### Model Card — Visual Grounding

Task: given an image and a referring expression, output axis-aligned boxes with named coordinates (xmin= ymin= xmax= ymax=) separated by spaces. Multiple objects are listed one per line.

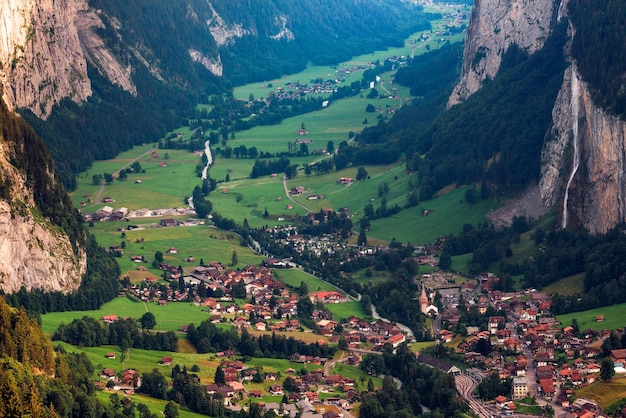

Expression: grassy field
xmin=324 ymin=302 xmax=367 ymax=322
xmin=88 ymin=220 xmax=263 ymax=279
xmin=542 ymin=272 xmax=585 ymax=296
xmin=575 ymin=376 xmax=626 ymax=409
xmin=274 ymin=269 xmax=340 ymax=293
xmin=96 ymin=391 xmax=207 ymax=418
xmin=41 ymin=296 xmax=213 ymax=335
xmin=451 ymin=253 xmax=473 ymax=274
xmin=366 ymin=185 xmax=499 ymax=243
xmin=557 ymin=302 xmax=626 ymax=331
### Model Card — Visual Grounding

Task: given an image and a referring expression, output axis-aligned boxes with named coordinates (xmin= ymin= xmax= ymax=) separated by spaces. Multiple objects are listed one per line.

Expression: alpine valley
xmin=0 ymin=0 xmax=626 ymax=417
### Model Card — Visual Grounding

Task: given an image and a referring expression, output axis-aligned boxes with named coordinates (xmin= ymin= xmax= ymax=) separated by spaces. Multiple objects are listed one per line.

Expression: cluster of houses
xmin=265 ymin=225 xmax=383 ymax=260
xmin=436 ymin=280 xmax=620 ymax=417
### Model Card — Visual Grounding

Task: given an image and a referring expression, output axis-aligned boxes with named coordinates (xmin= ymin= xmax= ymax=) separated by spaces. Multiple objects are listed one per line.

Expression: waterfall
xmin=201 ymin=140 xmax=213 ymax=180
xmin=562 ymin=68 xmax=580 ymax=228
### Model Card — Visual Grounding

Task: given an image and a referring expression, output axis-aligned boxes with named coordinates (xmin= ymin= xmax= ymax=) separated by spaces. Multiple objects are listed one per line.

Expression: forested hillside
xmin=568 ymin=0 xmax=626 ymax=118
xmin=23 ymin=0 xmax=427 ymax=190
xmin=407 ymin=22 xmax=567 ymax=198
xmin=0 ymin=99 xmax=120 ymax=311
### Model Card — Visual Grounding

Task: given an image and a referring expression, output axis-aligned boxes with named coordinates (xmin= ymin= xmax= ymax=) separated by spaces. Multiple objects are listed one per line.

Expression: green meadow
xmin=70 ymin=10 xmax=480 ymax=243
xmin=95 ymin=392 xmax=207 ymax=418
xmin=273 ymin=269 xmax=340 ymax=293
xmin=556 ymin=302 xmax=626 ymax=332
xmin=366 ymin=185 xmax=499 ymax=243
xmin=324 ymin=302 xmax=368 ymax=322
xmin=88 ymin=220 xmax=263 ymax=279
xmin=41 ymin=296 xmax=213 ymax=335
xmin=542 ymin=272 xmax=585 ymax=296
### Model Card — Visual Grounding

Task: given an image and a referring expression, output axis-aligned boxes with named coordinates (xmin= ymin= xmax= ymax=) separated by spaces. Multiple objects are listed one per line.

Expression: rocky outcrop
xmin=448 ymin=0 xmax=560 ymax=107
xmin=0 ymin=140 xmax=86 ymax=294
xmin=540 ymin=64 xmax=626 ymax=234
xmin=0 ymin=0 xmax=135 ymax=118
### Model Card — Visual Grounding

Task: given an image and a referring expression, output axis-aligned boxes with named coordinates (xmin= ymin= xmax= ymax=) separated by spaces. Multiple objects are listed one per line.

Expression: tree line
xmin=186 ymin=320 xmax=336 ymax=359
xmin=53 ymin=315 xmax=179 ymax=352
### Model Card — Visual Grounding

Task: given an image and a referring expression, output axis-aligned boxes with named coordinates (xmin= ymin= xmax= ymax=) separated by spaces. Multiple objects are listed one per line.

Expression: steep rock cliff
xmin=0 ymin=114 xmax=86 ymax=293
xmin=0 ymin=0 xmax=135 ymax=118
xmin=451 ymin=0 xmax=626 ymax=233
xmin=540 ymin=63 xmax=626 ymax=234
xmin=448 ymin=0 xmax=560 ymax=107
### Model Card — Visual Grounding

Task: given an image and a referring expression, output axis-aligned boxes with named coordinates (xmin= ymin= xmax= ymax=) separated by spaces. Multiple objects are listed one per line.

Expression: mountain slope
xmin=0 ymin=98 xmax=86 ymax=294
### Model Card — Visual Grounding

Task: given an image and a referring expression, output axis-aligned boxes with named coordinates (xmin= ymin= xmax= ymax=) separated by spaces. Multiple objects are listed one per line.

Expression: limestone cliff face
xmin=540 ymin=64 xmax=626 ymax=234
xmin=448 ymin=0 xmax=560 ymax=107
xmin=0 ymin=0 xmax=135 ymax=118
xmin=0 ymin=140 xmax=86 ymax=294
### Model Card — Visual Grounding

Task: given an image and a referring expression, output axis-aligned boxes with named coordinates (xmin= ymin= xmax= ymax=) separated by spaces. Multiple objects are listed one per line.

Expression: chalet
xmin=100 ymin=368 xmax=116 ymax=379
xmin=520 ymin=309 xmax=537 ymax=322
xmin=611 ymin=349 xmax=626 ymax=364
xmin=488 ymin=316 xmax=505 ymax=334
xmin=122 ymin=369 xmax=138 ymax=386
xmin=167 ymin=247 xmax=178 ymax=254
xmin=309 ymin=290 xmax=343 ymax=304
xmin=101 ymin=315 xmax=118 ymax=323
xmin=539 ymin=378 xmax=555 ymax=399
xmin=161 ymin=357 xmax=173 ymax=366
xmin=387 ymin=333 xmax=406 ymax=348
xmin=268 ymin=385 xmax=283 ymax=395
xmin=160 ymin=219 xmax=178 ymax=227
xmin=106 ymin=352 xmax=116 ymax=359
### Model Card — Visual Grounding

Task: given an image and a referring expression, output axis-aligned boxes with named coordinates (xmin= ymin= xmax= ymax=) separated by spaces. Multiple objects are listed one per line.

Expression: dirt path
xmin=282 ymin=176 xmax=313 ymax=213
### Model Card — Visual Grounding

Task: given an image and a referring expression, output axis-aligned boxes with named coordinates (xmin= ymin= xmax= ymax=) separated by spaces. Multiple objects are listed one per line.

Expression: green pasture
xmin=287 ymin=163 xmax=408 ymax=213
xmin=409 ymin=341 xmax=437 ymax=353
xmin=557 ymin=302 xmax=626 ymax=332
xmin=88 ymin=221 xmax=263 ymax=277
xmin=542 ymin=272 xmax=585 ymax=296
xmin=206 ymin=175 xmax=307 ymax=228
xmin=72 ymin=146 xmax=202 ymax=210
xmin=41 ymin=296 xmax=215 ymax=335
xmin=366 ymin=186 xmax=500 ymax=244
xmin=575 ymin=377 xmax=626 ymax=409
xmin=324 ymin=302 xmax=367 ymax=322
xmin=450 ymin=253 xmax=473 ymax=275
xmin=229 ymin=91 xmax=400 ymax=157
xmin=96 ymin=391 xmax=207 ymax=418
xmin=55 ymin=341 xmax=223 ymax=386
xmin=273 ymin=269 xmax=339 ymax=293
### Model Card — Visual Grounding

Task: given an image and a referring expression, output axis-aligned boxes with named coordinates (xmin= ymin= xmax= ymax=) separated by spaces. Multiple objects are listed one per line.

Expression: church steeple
xmin=419 ymin=285 xmax=429 ymax=314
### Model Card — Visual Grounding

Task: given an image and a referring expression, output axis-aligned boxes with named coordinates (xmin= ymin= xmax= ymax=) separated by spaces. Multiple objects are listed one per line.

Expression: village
xmin=90 ymin=207 xmax=626 ymax=418
xmin=77 ymin=211 xmax=626 ymax=418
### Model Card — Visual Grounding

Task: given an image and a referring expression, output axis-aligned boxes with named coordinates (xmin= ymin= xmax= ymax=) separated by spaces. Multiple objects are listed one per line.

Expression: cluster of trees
xmin=442 ymin=220 xmax=524 ymax=276
xmin=363 ymin=259 xmax=432 ymax=341
xmin=569 ymin=0 xmax=626 ymax=117
xmin=0 ymin=297 xmax=126 ymax=416
xmin=249 ymin=156 xmax=291 ymax=178
xmin=300 ymin=210 xmax=354 ymax=239
xmin=402 ymin=23 xmax=567 ymax=199
xmin=363 ymin=198 xmax=402 ymax=221
xmin=187 ymin=320 xmax=336 ymax=359
xmin=359 ymin=344 xmax=467 ymax=417
xmin=53 ymin=315 xmax=179 ymax=352
xmin=477 ymin=372 xmax=513 ymax=401
xmin=3 ymin=235 xmax=121 ymax=314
